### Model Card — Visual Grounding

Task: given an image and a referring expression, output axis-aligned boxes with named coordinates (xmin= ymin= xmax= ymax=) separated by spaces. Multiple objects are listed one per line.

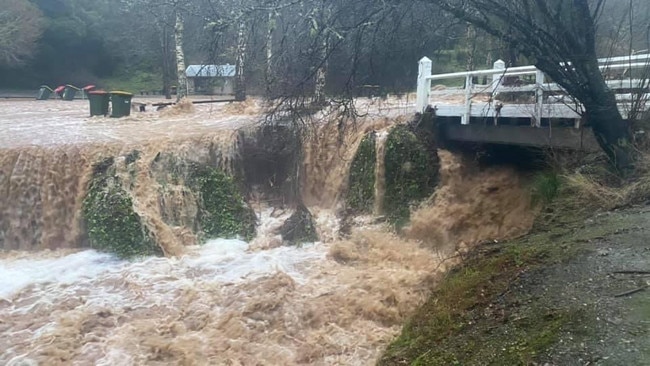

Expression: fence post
xmin=534 ymin=69 xmax=545 ymax=127
xmin=463 ymin=74 xmax=473 ymax=125
xmin=416 ymin=57 xmax=432 ymax=113
xmin=492 ymin=59 xmax=506 ymax=96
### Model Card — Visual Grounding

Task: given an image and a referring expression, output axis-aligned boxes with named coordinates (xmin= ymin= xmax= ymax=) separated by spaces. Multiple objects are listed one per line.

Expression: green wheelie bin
xmin=110 ymin=91 xmax=133 ymax=118
xmin=88 ymin=91 xmax=110 ymax=116
xmin=62 ymin=84 xmax=80 ymax=101
xmin=37 ymin=85 xmax=53 ymax=100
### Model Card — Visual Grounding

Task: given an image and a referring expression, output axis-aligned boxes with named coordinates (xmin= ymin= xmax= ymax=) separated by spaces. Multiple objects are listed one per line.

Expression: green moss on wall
xmin=82 ymin=157 xmax=161 ymax=259
xmin=83 ymin=152 xmax=257 ymax=257
xmin=346 ymin=132 xmax=377 ymax=213
xmin=188 ymin=163 xmax=256 ymax=241
xmin=384 ymin=125 xmax=438 ymax=227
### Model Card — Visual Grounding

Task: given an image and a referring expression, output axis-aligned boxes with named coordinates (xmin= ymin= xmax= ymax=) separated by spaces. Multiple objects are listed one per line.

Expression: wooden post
xmin=463 ymin=74 xmax=473 ymax=125
xmin=492 ymin=59 xmax=505 ymax=96
xmin=534 ymin=69 xmax=545 ymax=127
xmin=416 ymin=57 xmax=432 ymax=113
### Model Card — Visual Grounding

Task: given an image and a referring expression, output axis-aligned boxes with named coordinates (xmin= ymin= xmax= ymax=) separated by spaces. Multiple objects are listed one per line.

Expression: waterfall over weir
xmin=0 ymin=98 xmax=536 ymax=365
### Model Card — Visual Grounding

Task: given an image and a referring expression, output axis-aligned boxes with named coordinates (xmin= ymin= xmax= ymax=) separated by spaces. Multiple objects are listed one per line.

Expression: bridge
xmin=415 ymin=53 xmax=650 ymax=151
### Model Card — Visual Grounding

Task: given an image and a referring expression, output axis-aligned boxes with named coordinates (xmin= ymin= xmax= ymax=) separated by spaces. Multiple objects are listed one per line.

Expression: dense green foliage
xmin=346 ymin=133 xmax=377 ymax=213
xmin=532 ymin=171 xmax=561 ymax=205
xmin=82 ymin=157 xmax=161 ymax=259
xmin=384 ymin=126 xmax=438 ymax=227
xmin=188 ymin=163 xmax=256 ymax=241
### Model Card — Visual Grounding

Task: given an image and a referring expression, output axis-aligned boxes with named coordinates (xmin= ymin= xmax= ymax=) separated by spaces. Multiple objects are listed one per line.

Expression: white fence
xmin=416 ymin=53 xmax=650 ymax=126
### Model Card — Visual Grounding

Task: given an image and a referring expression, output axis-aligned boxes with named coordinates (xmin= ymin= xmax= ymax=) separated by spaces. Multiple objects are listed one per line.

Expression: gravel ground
xmin=518 ymin=207 xmax=650 ymax=365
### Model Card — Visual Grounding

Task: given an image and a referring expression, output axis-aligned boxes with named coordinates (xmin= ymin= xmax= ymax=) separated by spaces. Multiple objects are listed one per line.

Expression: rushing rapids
xmin=0 ymin=98 xmax=536 ymax=365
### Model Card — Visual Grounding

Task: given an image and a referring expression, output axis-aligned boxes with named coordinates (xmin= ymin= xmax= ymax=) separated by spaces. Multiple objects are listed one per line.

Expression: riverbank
xmin=380 ymin=202 xmax=650 ymax=365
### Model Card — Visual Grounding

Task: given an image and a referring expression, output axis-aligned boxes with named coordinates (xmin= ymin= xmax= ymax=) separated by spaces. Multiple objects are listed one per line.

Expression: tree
xmin=311 ymin=0 xmax=331 ymax=105
xmin=120 ymin=0 xmax=177 ymax=98
xmin=234 ymin=18 xmax=248 ymax=101
xmin=0 ymin=0 xmax=44 ymax=68
xmin=432 ymin=0 xmax=636 ymax=172
xmin=174 ymin=8 xmax=188 ymax=100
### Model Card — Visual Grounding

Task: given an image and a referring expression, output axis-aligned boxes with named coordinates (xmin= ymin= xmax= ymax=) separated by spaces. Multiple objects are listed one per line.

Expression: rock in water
xmin=278 ymin=204 xmax=318 ymax=245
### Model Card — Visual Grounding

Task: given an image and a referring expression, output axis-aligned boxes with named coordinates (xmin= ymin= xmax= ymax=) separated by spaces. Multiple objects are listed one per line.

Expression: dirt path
xmin=380 ymin=205 xmax=650 ymax=365
xmin=537 ymin=207 xmax=650 ymax=365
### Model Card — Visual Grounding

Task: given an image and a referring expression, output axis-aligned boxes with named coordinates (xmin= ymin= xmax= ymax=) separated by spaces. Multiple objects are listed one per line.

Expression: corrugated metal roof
xmin=186 ymin=64 xmax=236 ymax=78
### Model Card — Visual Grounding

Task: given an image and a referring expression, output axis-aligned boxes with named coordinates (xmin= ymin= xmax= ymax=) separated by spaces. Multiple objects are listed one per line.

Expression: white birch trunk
xmin=314 ymin=36 xmax=328 ymax=105
xmin=235 ymin=20 xmax=247 ymax=101
xmin=174 ymin=10 xmax=187 ymax=101
xmin=265 ymin=11 xmax=274 ymax=90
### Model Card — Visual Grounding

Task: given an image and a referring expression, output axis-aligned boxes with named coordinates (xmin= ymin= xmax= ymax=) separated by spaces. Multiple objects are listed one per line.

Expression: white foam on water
xmin=0 ymin=238 xmax=323 ymax=304
xmin=0 ymin=250 xmax=120 ymax=300
xmin=0 ymin=237 xmax=334 ymax=364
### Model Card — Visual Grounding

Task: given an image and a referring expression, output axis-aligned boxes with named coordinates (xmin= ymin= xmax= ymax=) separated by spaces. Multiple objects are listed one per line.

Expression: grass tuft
xmin=532 ymin=171 xmax=561 ymax=205
xmin=563 ymin=153 xmax=650 ymax=211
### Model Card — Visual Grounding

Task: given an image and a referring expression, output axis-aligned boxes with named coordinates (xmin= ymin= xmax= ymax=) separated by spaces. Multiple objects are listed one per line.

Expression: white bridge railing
xmin=416 ymin=53 xmax=650 ymax=126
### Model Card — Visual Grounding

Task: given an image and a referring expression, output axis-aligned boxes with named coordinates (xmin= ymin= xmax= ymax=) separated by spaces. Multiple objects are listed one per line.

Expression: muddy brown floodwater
xmin=0 ymin=98 xmax=535 ymax=365
xmin=0 ymin=99 xmax=260 ymax=148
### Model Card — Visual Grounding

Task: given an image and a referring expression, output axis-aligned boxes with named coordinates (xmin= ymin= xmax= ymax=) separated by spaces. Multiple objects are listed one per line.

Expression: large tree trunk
xmin=586 ymin=103 xmax=635 ymax=172
xmin=581 ymin=58 xmax=636 ymax=173
xmin=174 ymin=11 xmax=188 ymax=101
xmin=234 ymin=21 xmax=247 ymax=102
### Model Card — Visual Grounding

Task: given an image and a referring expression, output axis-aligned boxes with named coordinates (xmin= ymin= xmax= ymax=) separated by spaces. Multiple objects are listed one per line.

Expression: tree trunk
xmin=174 ymin=11 xmax=187 ymax=101
xmin=265 ymin=10 xmax=275 ymax=94
xmin=465 ymin=24 xmax=476 ymax=71
xmin=161 ymin=27 xmax=172 ymax=99
xmin=234 ymin=20 xmax=247 ymax=102
xmin=314 ymin=36 xmax=328 ymax=105
xmin=582 ymin=59 xmax=636 ymax=173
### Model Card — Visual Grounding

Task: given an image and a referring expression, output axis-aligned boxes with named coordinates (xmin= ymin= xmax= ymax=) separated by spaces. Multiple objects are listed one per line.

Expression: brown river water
xmin=0 ymin=98 xmax=535 ymax=365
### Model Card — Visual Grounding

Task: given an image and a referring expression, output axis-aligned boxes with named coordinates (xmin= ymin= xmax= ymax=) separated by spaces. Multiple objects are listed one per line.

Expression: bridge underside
xmin=437 ymin=120 xmax=601 ymax=152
